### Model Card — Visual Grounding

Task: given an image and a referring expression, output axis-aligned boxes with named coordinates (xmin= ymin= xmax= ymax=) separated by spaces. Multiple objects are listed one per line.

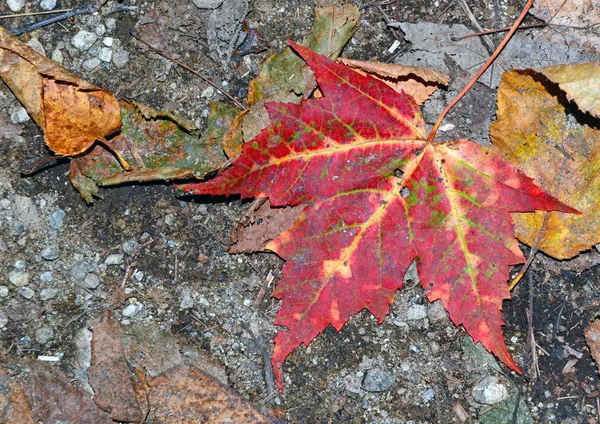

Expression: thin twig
xmin=130 ymin=31 xmax=247 ymax=111
xmin=428 ymin=0 xmax=535 ymax=141
xmin=0 ymin=8 xmax=73 ymax=19
xmin=10 ymin=1 xmax=136 ymax=36
xmin=452 ymin=23 xmax=545 ymax=40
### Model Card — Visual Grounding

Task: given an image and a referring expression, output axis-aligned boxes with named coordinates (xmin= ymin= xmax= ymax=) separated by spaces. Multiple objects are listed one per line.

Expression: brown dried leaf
xmin=338 ymin=57 xmax=449 ymax=104
xmin=147 ymin=364 xmax=276 ymax=423
xmin=0 ymin=26 xmax=122 ymax=157
xmin=14 ymin=360 xmax=112 ymax=423
xmin=230 ymin=198 xmax=305 ymax=254
xmin=585 ymin=319 xmax=600 ymax=375
xmin=0 ymin=364 xmax=35 ymax=424
xmin=88 ymin=310 xmax=145 ymax=422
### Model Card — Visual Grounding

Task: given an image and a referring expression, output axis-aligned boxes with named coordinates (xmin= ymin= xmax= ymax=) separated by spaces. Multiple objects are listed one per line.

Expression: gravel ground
xmin=0 ymin=1 xmax=599 ymax=423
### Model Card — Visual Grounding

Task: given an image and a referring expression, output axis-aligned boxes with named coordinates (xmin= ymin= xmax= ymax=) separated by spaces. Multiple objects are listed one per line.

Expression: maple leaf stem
xmin=129 ymin=31 xmax=247 ymax=112
xmin=426 ymin=0 xmax=535 ymax=142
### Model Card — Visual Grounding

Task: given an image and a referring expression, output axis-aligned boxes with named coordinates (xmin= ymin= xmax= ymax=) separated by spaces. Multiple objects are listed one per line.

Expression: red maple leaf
xmin=181 ymin=42 xmax=578 ymax=390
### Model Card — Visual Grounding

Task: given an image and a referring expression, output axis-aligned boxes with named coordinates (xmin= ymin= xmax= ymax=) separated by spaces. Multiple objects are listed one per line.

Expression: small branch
xmin=427 ymin=0 xmax=535 ymax=141
xmin=130 ymin=31 xmax=247 ymax=111
xmin=0 ymin=8 xmax=73 ymax=19
xmin=451 ymin=23 xmax=545 ymax=41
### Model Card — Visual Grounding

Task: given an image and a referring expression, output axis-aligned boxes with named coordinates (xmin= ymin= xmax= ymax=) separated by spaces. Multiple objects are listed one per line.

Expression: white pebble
xmin=98 ymin=47 xmax=112 ymax=63
xmin=40 ymin=0 xmax=57 ymax=11
xmin=9 ymin=106 xmax=30 ymax=124
xmin=7 ymin=0 xmax=25 ymax=12
xmin=83 ymin=58 xmax=101 ymax=71
xmin=71 ymin=30 xmax=97 ymax=51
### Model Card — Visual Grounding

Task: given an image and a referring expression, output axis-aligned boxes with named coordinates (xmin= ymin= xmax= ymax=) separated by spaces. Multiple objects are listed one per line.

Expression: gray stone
xmin=122 ymin=239 xmax=140 ymax=256
xmin=105 ymin=253 xmax=124 ymax=265
xmin=164 ymin=214 xmax=175 ymax=226
xmin=69 ymin=262 xmax=87 ymax=282
xmin=0 ymin=286 xmax=9 ymax=297
xmin=8 ymin=270 xmax=29 ymax=287
xmin=105 ymin=18 xmax=116 ymax=32
xmin=14 ymin=195 xmax=40 ymax=229
xmin=79 ymin=273 xmax=100 ymax=290
xmin=49 ymin=209 xmax=65 ymax=229
xmin=122 ymin=302 xmax=143 ymax=317
xmin=14 ymin=259 xmax=27 ymax=270
xmin=197 ymin=296 xmax=210 ymax=308
xmin=41 ymin=245 xmax=60 ymax=261
xmin=192 ymin=0 xmax=223 ymax=8
xmin=98 ymin=47 xmax=112 ymax=62
xmin=74 ymin=328 xmax=93 ymax=369
xmin=7 ymin=0 xmax=25 ymax=12
xmin=40 ymin=0 xmax=57 ymax=10
xmin=112 ymin=48 xmax=129 ymax=68
xmin=18 ymin=287 xmax=35 ymax=299
xmin=0 ymin=310 xmax=7 ymax=328
xmin=406 ymin=304 xmax=428 ymax=321
xmin=52 ymin=47 xmax=63 ymax=64
xmin=472 ymin=376 xmax=509 ymax=405
xmin=427 ymin=300 xmax=449 ymax=323
xmin=103 ymin=37 xmax=113 ymax=47
xmin=40 ymin=271 xmax=53 ymax=282
xmin=361 ymin=367 xmax=396 ymax=392
xmin=9 ymin=106 xmax=30 ymax=123
xmin=35 ymin=325 xmax=54 ymax=344
xmin=179 ymin=292 xmax=194 ymax=309
xmin=39 ymin=287 xmax=58 ymax=301
xmin=421 ymin=388 xmax=435 ymax=404
xmin=83 ymin=58 xmax=101 ymax=71
xmin=71 ymin=30 xmax=97 ymax=51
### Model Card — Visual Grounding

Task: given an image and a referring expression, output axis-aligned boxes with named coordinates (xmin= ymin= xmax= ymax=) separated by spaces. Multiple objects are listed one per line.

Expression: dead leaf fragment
xmin=536 ymin=62 xmax=600 ymax=119
xmin=337 ymin=58 xmax=449 ymax=104
xmin=230 ymin=199 xmax=305 ymax=253
xmin=585 ymin=319 xmax=600 ymax=375
xmin=0 ymin=364 xmax=35 ymax=424
xmin=491 ymin=69 xmax=600 ymax=259
xmin=147 ymin=364 xmax=276 ymax=423
xmin=88 ymin=310 xmax=145 ymax=422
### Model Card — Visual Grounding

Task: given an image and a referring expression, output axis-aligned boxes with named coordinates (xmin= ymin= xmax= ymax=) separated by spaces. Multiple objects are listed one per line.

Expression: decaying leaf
xmin=182 ymin=43 xmax=577 ymax=389
xmin=223 ymin=3 xmax=360 ymax=157
xmin=0 ymin=364 xmax=35 ymax=424
xmin=88 ymin=310 xmax=144 ymax=422
xmin=0 ymin=25 xmax=124 ymax=160
xmin=491 ymin=68 xmax=600 ymax=259
xmin=584 ymin=319 xmax=600 ymax=375
xmin=70 ymin=101 xmax=235 ymax=203
xmin=337 ymin=57 xmax=449 ymax=105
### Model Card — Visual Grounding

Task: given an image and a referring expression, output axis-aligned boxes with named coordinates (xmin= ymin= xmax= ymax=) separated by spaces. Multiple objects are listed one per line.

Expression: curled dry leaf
xmin=491 ymin=68 xmax=598 ymax=259
xmin=0 ymin=26 xmax=123 ymax=159
xmin=337 ymin=57 xmax=449 ymax=104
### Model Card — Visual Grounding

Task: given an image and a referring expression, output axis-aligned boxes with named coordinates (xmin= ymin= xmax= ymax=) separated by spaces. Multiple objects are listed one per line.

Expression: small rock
xmin=94 ymin=24 xmax=106 ymax=36
xmin=105 ymin=18 xmax=116 ymax=32
xmin=35 ymin=325 xmax=54 ymax=344
xmin=197 ymin=296 xmax=210 ymax=308
xmin=105 ymin=253 xmax=124 ymax=265
xmin=0 ymin=310 xmax=7 ymax=328
xmin=40 ymin=0 xmax=57 ymax=10
xmin=406 ymin=304 xmax=428 ymax=321
xmin=8 ymin=270 xmax=29 ymax=287
xmin=69 ymin=262 xmax=87 ymax=282
xmin=112 ymin=48 xmax=129 ymax=68
xmin=427 ymin=300 xmax=448 ymax=323
xmin=71 ymin=30 xmax=97 ymax=50
xmin=40 ymin=271 xmax=53 ymax=282
xmin=49 ymin=209 xmax=65 ymax=229
xmin=421 ymin=388 xmax=435 ymax=404
xmin=6 ymin=0 xmax=25 ymax=12
xmin=74 ymin=328 xmax=93 ymax=369
xmin=26 ymin=38 xmax=45 ymax=56
xmin=83 ymin=57 xmax=101 ymax=71
xmin=122 ymin=302 xmax=143 ymax=317
xmin=14 ymin=260 xmax=27 ymax=270
xmin=164 ymin=214 xmax=175 ymax=226
xmin=179 ymin=292 xmax=194 ymax=309
xmin=472 ymin=376 xmax=509 ymax=405
xmin=0 ymin=286 xmax=9 ymax=297
xmin=40 ymin=245 xmax=60 ymax=261
xmin=14 ymin=195 xmax=40 ymax=229
xmin=79 ymin=273 xmax=101 ymax=290
xmin=103 ymin=37 xmax=113 ymax=47
xmin=134 ymin=271 xmax=144 ymax=281
xmin=361 ymin=367 xmax=396 ymax=392
xmin=98 ymin=47 xmax=112 ymax=62
xmin=201 ymin=86 xmax=215 ymax=98
xmin=192 ymin=0 xmax=223 ymax=8
xmin=51 ymin=47 xmax=64 ymax=65
xmin=39 ymin=287 xmax=58 ymax=301
xmin=18 ymin=287 xmax=35 ymax=299
xmin=122 ymin=239 xmax=140 ymax=256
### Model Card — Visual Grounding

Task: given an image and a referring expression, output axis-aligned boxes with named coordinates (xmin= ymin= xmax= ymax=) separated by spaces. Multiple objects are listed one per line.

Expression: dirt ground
xmin=0 ymin=0 xmax=599 ymax=423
